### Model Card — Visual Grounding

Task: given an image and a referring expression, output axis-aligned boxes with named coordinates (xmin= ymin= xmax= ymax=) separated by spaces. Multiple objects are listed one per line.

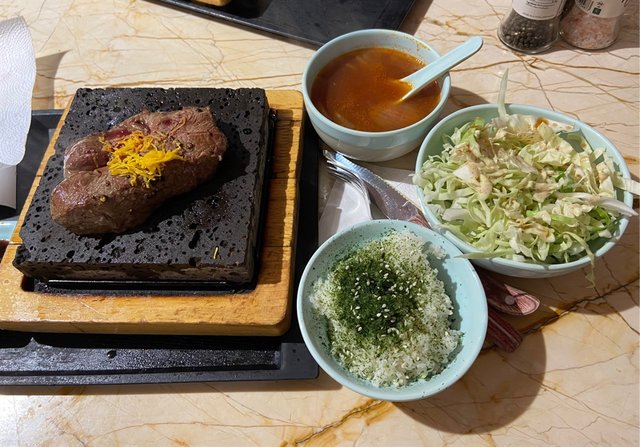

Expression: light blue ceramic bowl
xmin=415 ymin=103 xmax=634 ymax=278
xmin=302 ymin=29 xmax=451 ymax=162
xmin=297 ymin=220 xmax=487 ymax=402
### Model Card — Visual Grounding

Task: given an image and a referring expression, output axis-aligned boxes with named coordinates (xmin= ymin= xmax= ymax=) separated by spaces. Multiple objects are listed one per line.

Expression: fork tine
xmin=345 ymin=170 xmax=369 ymax=200
xmin=326 ymin=163 xmax=370 ymax=203
xmin=323 ymin=149 xmax=371 ymax=202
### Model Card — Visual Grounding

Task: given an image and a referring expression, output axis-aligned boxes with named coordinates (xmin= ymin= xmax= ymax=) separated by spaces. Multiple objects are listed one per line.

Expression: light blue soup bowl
xmin=415 ymin=103 xmax=634 ymax=278
xmin=302 ymin=29 xmax=451 ymax=162
xmin=297 ymin=220 xmax=488 ymax=402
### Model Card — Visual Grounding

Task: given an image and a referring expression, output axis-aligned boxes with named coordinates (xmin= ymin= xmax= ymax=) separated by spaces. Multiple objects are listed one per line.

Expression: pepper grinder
xmin=498 ymin=0 xmax=566 ymax=54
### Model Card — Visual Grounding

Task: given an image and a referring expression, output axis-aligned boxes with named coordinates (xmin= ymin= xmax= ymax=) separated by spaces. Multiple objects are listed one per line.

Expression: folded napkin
xmin=318 ymin=162 xmax=418 ymax=244
xmin=0 ymin=17 xmax=36 ymax=209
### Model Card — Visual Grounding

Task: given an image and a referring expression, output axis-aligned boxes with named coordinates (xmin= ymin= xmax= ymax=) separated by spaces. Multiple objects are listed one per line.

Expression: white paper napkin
xmin=0 ymin=16 xmax=36 ymax=209
xmin=318 ymin=163 xmax=419 ymax=244
xmin=318 ymin=179 xmax=373 ymax=244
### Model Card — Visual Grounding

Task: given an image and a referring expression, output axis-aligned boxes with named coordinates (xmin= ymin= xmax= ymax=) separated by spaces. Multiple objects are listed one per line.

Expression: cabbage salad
xmin=415 ymin=85 xmax=636 ymax=266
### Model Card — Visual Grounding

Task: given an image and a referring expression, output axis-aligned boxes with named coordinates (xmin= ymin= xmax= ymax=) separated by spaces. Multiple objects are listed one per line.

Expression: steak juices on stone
xmin=50 ymin=107 xmax=227 ymax=235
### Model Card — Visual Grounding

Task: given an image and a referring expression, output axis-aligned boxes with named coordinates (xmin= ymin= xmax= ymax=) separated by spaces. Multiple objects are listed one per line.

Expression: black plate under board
xmin=0 ymin=110 xmax=319 ymax=385
xmin=146 ymin=0 xmax=416 ymax=46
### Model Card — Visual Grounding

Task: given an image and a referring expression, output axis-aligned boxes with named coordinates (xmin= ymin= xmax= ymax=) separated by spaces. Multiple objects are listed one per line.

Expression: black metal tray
xmin=146 ymin=0 xmax=416 ymax=46
xmin=0 ymin=110 xmax=319 ymax=385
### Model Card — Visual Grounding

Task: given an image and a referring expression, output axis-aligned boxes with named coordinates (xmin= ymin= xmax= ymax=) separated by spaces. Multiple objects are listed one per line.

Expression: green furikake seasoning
xmin=310 ymin=229 xmax=461 ymax=388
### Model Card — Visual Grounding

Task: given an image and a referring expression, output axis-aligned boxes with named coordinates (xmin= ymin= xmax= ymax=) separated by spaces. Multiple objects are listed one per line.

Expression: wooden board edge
xmin=0 ymin=319 xmax=290 ymax=336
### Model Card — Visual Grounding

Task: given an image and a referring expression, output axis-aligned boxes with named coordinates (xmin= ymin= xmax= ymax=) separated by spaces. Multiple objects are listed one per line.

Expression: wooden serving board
xmin=0 ymin=90 xmax=304 ymax=336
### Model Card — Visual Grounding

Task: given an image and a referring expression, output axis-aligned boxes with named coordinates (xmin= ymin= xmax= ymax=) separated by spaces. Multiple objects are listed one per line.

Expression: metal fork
xmin=325 ymin=161 xmax=371 ymax=204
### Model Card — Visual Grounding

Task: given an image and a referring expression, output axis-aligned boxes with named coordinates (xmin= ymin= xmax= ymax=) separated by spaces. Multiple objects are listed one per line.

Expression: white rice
xmin=310 ymin=230 xmax=461 ymax=388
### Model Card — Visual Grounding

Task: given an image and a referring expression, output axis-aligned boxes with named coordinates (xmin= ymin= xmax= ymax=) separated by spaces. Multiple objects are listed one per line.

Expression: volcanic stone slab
xmin=13 ymin=87 xmax=271 ymax=287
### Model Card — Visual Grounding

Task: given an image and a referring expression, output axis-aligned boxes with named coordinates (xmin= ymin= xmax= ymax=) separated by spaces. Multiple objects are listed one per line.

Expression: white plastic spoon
xmin=400 ymin=36 xmax=484 ymax=101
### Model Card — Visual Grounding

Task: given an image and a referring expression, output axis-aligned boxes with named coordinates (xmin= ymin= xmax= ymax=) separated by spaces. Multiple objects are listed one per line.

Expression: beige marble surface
xmin=0 ymin=0 xmax=638 ymax=445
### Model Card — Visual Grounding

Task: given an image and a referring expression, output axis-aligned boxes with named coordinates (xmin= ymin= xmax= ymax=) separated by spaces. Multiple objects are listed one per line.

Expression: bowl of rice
xmin=297 ymin=219 xmax=488 ymax=401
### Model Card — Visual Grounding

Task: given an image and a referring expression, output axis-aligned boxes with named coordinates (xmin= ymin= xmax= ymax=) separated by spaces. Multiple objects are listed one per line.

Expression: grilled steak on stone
xmin=50 ymin=107 xmax=227 ymax=234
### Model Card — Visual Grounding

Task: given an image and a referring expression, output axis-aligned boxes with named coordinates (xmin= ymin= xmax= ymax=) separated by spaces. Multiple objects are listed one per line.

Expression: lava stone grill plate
xmin=13 ymin=87 xmax=272 ymax=291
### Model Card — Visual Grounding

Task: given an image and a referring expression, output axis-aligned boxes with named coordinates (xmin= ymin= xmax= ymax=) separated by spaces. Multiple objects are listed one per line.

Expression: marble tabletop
xmin=0 ymin=0 xmax=638 ymax=445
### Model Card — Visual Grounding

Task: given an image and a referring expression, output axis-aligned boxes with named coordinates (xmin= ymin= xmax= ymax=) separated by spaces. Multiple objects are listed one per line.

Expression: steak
xmin=50 ymin=107 xmax=227 ymax=234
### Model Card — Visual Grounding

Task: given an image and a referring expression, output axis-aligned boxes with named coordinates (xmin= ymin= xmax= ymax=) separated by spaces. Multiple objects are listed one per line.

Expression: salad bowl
xmin=414 ymin=103 xmax=635 ymax=278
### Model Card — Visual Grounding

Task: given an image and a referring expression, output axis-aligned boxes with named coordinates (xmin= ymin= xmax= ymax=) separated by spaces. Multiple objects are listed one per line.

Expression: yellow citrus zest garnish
xmin=100 ymin=130 xmax=183 ymax=188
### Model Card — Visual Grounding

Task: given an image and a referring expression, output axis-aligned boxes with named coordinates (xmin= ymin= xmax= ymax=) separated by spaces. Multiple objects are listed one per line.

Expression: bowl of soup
xmin=302 ymin=29 xmax=451 ymax=162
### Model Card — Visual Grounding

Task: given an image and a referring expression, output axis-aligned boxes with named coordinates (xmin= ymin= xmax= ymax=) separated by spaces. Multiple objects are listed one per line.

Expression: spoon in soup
xmin=400 ymin=36 xmax=484 ymax=101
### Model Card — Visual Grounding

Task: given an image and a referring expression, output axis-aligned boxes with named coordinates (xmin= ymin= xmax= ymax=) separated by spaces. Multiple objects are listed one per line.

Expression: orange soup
xmin=310 ymin=47 xmax=440 ymax=132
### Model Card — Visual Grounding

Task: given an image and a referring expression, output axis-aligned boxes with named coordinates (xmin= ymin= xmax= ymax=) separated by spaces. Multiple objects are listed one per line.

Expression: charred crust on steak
xmin=51 ymin=107 xmax=228 ymax=235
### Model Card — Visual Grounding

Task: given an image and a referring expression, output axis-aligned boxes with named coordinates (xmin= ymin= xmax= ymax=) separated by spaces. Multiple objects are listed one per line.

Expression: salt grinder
xmin=561 ymin=0 xmax=629 ymax=50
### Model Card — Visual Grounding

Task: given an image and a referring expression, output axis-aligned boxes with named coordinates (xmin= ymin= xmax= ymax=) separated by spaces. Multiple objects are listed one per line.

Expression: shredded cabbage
xmin=415 ymin=77 xmax=636 ymax=267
